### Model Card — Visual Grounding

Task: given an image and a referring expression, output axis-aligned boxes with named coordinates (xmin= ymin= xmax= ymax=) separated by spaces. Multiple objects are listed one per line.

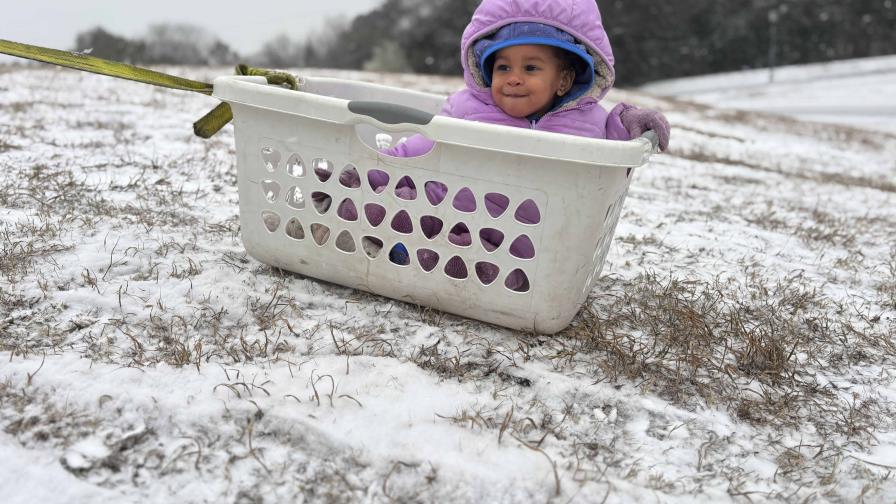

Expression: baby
xmin=384 ymin=0 xmax=670 ymax=158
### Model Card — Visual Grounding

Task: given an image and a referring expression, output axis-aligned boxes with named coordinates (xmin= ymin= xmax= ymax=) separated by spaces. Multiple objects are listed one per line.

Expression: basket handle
xmin=347 ymin=101 xmax=434 ymax=126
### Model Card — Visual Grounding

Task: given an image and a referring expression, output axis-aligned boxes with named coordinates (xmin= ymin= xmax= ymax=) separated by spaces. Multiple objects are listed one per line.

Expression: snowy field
xmin=643 ymin=55 xmax=896 ymax=134
xmin=1 ymin=59 xmax=895 ymax=503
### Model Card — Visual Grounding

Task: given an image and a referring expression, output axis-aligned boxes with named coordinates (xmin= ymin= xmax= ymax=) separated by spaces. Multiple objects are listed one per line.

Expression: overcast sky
xmin=2 ymin=0 xmax=383 ymax=55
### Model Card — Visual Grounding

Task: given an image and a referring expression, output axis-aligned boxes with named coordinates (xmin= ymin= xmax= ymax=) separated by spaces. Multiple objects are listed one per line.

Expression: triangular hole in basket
xmin=395 ymin=176 xmax=417 ymax=201
xmin=368 ymin=169 xmax=390 ymax=194
xmin=425 ymin=181 xmax=448 ymax=206
xmin=261 ymin=146 xmax=281 ymax=172
xmin=286 ymin=154 xmax=305 ymax=177
xmin=514 ymin=199 xmax=541 ymax=225
xmin=311 ymin=224 xmax=330 ymax=245
xmin=485 ymin=192 xmax=510 ymax=218
xmin=365 ymin=203 xmax=386 ymax=227
xmin=312 ymin=158 xmax=334 ymax=182
xmin=448 ymin=223 xmax=472 ymax=247
xmin=339 ymin=165 xmax=361 ymax=189
xmin=337 ymin=198 xmax=359 ymax=222
xmin=335 ymin=230 xmax=356 ymax=253
xmin=391 ymin=210 xmax=413 ymax=234
xmin=262 ymin=211 xmax=281 ymax=233
xmin=505 ymin=269 xmax=530 ymax=293
xmin=286 ymin=186 xmax=305 ymax=210
xmin=389 ymin=243 xmax=410 ymax=266
xmin=285 ymin=218 xmax=305 ymax=240
xmin=362 ymin=236 xmax=383 ymax=259
xmin=479 ymin=228 xmax=504 ymax=252
xmin=475 ymin=262 xmax=500 ymax=286
xmin=312 ymin=192 xmax=332 ymax=214
xmin=417 ymin=249 xmax=439 ymax=272
xmin=509 ymin=235 xmax=536 ymax=260
xmin=444 ymin=256 xmax=468 ymax=280
xmin=420 ymin=216 xmax=443 ymax=240
xmin=261 ymin=180 xmax=280 ymax=203
xmin=452 ymin=187 xmax=477 ymax=213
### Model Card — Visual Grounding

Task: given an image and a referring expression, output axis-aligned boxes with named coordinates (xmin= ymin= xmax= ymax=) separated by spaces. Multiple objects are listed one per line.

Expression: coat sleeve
xmin=605 ymin=102 xmax=636 ymax=141
xmin=379 ymin=92 xmax=464 ymax=158
xmin=380 ymin=134 xmax=437 ymax=158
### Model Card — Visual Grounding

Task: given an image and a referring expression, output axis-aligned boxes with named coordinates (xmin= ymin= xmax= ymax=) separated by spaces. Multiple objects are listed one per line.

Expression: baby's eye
xmin=495 ymin=64 xmax=510 ymax=72
xmin=525 ymin=65 xmax=540 ymax=72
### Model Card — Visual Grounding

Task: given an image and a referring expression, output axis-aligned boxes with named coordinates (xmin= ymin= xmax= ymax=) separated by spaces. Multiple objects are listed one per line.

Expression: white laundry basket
xmin=213 ymin=75 xmax=657 ymax=334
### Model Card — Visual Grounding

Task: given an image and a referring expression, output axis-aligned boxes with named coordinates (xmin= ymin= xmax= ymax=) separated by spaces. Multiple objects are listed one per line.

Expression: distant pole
xmin=768 ymin=9 xmax=779 ymax=83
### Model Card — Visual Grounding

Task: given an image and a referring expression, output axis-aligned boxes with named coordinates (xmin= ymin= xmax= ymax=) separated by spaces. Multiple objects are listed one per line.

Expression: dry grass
xmin=878 ymin=246 xmax=896 ymax=310
xmin=562 ymin=272 xmax=895 ymax=431
xmin=678 ymin=147 xmax=896 ymax=195
xmin=0 ymin=378 xmax=381 ymax=503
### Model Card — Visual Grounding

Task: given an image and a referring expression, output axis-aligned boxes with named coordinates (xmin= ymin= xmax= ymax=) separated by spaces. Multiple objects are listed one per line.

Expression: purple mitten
xmin=620 ymin=106 xmax=670 ymax=151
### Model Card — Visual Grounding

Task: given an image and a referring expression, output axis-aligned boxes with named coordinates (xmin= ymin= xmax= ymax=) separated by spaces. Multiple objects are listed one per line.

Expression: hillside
xmin=1 ymin=63 xmax=895 ymax=502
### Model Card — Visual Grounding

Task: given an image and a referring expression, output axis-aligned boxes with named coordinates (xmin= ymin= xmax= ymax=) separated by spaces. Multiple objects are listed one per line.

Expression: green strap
xmin=193 ymin=102 xmax=235 ymax=139
xmin=0 ymin=39 xmax=214 ymax=94
xmin=0 ymin=39 xmax=300 ymax=138
xmin=235 ymin=64 xmax=298 ymax=90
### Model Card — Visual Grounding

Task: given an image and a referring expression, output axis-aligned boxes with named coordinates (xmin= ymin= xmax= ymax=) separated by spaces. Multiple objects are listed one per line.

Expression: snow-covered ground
xmin=1 ymin=59 xmax=895 ymax=503
xmin=643 ymin=55 xmax=896 ymax=134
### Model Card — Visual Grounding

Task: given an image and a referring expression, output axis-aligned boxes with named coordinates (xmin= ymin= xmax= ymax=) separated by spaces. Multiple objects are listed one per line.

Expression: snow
xmin=643 ymin=55 xmax=896 ymax=133
xmin=1 ymin=59 xmax=895 ymax=502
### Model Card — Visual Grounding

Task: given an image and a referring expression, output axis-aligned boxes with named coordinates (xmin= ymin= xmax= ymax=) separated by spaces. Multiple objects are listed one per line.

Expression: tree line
xmin=73 ymin=0 xmax=896 ymax=85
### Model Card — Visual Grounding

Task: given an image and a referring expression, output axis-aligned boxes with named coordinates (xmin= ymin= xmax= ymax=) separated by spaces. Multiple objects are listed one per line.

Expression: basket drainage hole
xmin=312 ymin=158 xmax=334 ymax=182
xmin=262 ymin=180 xmax=281 ymax=203
xmin=362 ymin=236 xmax=384 ymax=259
xmin=312 ymin=192 xmax=332 ymax=214
xmin=285 ymin=218 xmax=305 ymax=240
xmin=485 ymin=192 xmax=510 ymax=218
xmin=395 ymin=176 xmax=417 ymax=201
xmin=514 ymin=199 xmax=541 ymax=225
xmin=509 ymin=235 xmax=536 ymax=260
xmin=261 ymin=146 xmax=281 ymax=172
xmin=365 ymin=203 xmax=387 ymax=227
xmin=479 ymin=228 xmax=504 ymax=252
xmin=262 ymin=211 xmax=281 ymax=233
xmin=335 ymin=231 xmax=356 ymax=253
xmin=368 ymin=169 xmax=390 ymax=194
xmin=389 ymin=243 xmax=410 ymax=266
xmin=475 ymin=262 xmax=500 ymax=286
xmin=505 ymin=269 xmax=530 ymax=293
xmin=391 ymin=210 xmax=413 ymax=234
xmin=452 ymin=187 xmax=477 ymax=212
xmin=337 ymin=198 xmax=359 ymax=222
xmin=420 ymin=216 xmax=443 ymax=240
xmin=425 ymin=181 xmax=448 ymax=206
xmin=448 ymin=223 xmax=472 ymax=247
xmin=339 ymin=165 xmax=361 ymax=189
xmin=286 ymin=154 xmax=305 ymax=177
xmin=417 ymin=249 xmax=439 ymax=272
xmin=286 ymin=186 xmax=305 ymax=210
xmin=311 ymin=224 xmax=331 ymax=245
xmin=444 ymin=256 xmax=468 ymax=280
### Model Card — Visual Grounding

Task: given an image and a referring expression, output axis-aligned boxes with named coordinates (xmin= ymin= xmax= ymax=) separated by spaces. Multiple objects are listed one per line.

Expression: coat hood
xmin=460 ymin=0 xmax=616 ymax=103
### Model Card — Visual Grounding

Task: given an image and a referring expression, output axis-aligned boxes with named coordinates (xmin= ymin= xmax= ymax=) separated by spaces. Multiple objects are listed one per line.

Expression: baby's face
xmin=489 ymin=44 xmax=574 ymax=118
